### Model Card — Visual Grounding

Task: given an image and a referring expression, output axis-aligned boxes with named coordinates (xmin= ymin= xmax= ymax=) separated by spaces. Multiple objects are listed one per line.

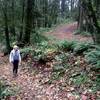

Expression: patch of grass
xmin=85 ymin=50 xmax=100 ymax=64
xmin=0 ymin=80 xmax=19 ymax=100
xmin=72 ymin=74 xmax=89 ymax=86
xmin=56 ymin=40 xmax=77 ymax=52
xmin=57 ymin=18 xmax=74 ymax=25
xmin=73 ymin=42 xmax=91 ymax=55
xmin=74 ymin=30 xmax=91 ymax=37
xmin=31 ymin=30 xmax=48 ymax=44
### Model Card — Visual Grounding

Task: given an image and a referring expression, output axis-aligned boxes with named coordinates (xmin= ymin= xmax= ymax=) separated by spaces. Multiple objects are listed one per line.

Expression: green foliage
xmin=0 ymin=45 xmax=7 ymax=53
xmin=73 ymin=42 xmax=91 ymax=54
xmin=0 ymin=81 xmax=16 ymax=99
xmin=31 ymin=30 xmax=48 ymax=44
xmin=85 ymin=50 xmax=100 ymax=64
xmin=96 ymin=75 xmax=100 ymax=91
xmin=51 ymin=70 xmax=65 ymax=81
xmin=0 ymin=32 xmax=5 ymax=43
xmin=57 ymin=18 xmax=73 ymax=25
xmin=85 ymin=48 xmax=100 ymax=91
xmin=20 ymin=47 xmax=33 ymax=59
xmin=74 ymin=30 xmax=91 ymax=37
xmin=20 ymin=47 xmax=33 ymax=54
xmin=50 ymin=52 xmax=69 ymax=81
xmin=54 ymin=52 xmax=69 ymax=68
xmin=72 ymin=74 xmax=89 ymax=86
xmin=95 ymin=61 xmax=100 ymax=69
xmin=33 ymin=41 xmax=57 ymax=60
xmin=57 ymin=40 xmax=76 ymax=51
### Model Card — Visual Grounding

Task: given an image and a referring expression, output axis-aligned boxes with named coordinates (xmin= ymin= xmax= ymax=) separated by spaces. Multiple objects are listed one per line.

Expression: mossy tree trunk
xmin=81 ymin=0 xmax=100 ymax=44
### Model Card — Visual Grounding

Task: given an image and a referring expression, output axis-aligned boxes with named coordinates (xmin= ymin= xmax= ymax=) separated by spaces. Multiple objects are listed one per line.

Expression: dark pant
xmin=13 ymin=60 xmax=19 ymax=74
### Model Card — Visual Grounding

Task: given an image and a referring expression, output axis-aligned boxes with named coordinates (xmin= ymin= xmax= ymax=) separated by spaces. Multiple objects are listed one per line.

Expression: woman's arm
xmin=19 ymin=51 xmax=21 ymax=63
xmin=9 ymin=51 xmax=13 ymax=63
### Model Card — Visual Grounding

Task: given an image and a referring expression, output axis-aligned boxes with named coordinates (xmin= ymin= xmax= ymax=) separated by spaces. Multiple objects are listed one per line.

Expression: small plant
xmin=0 ymin=81 xmax=17 ymax=99
xmin=54 ymin=52 xmax=69 ymax=68
xmin=50 ymin=52 xmax=70 ymax=81
xmin=85 ymin=50 xmax=100 ymax=64
xmin=20 ymin=47 xmax=34 ymax=60
xmin=31 ymin=30 xmax=48 ymax=44
xmin=51 ymin=70 xmax=65 ymax=81
xmin=72 ymin=74 xmax=89 ymax=86
xmin=57 ymin=40 xmax=76 ymax=51
xmin=74 ymin=30 xmax=91 ymax=36
xmin=73 ymin=42 xmax=91 ymax=55
xmin=96 ymin=75 xmax=100 ymax=91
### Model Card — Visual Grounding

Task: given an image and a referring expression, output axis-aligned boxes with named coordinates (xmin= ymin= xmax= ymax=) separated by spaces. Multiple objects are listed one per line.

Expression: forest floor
xmin=46 ymin=22 xmax=92 ymax=42
xmin=0 ymin=22 xmax=98 ymax=100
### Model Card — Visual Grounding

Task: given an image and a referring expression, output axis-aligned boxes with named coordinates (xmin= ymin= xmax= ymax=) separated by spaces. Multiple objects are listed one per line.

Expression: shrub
xmin=54 ymin=52 xmax=69 ymax=68
xmin=57 ymin=40 xmax=76 ymax=52
xmin=50 ymin=70 xmax=65 ymax=81
xmin=74 ymin=30 xmax=91 ymax=37
xmin=20 ymin=47 xmax=34 ymax=60
xmin=85 ymin=49 xmax=100 ymax=91
xmin=33 ymin=41 xmax=57 ymax=61
xmin=31 ymin=30 xmax=48 ymax=44
xmin=96 ymin=75 xmax=100 ymax=91
xmin=95 ymin=61 xmax=100 ymax=69
xmin=0 ymin=81 xmax=16 ymax=99
xmin=51 ymin=52 xmax=69 ymax=80
xmin=73 ymin=42 xmax=91 ymax=55
xmin=0 ymin=45 xmax=7 ymax=53
xmin=72 ymin=74 xmax=89 ymax=86
xmin=85 ymin=50 xmax=100 ymax=64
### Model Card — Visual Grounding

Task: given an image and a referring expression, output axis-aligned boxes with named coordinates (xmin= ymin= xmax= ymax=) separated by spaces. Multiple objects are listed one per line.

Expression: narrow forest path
xmin=47 ymin=22 xmax=92 ymax=42
xmin=0 ymin=56 xmax=58 ymax=100
xmin=0 ymin=22 xmax=95 ymax=100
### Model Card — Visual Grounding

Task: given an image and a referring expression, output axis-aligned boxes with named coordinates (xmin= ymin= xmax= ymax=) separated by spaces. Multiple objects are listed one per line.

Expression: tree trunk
xmin=3 ymin=1 xmax=11 ymax=53
xmin=23 ymin=0 xmax=34 ymax=44
xmin=19 ymin=0 xmax=25 ymax=41
xmin=10 ymin=0 xmax=15 ymax=35
xmin=61 ymin=0 xmax=66 ymax=17
xmin=81 ymin=0 xmax=100 ymax=44
xmin=43 ymin=0 xmax=48 ymax=27
xmin=78 ymin=0 xmax=84 ymax=32
xmin=70 ymin=0 xmax=74 ymax=17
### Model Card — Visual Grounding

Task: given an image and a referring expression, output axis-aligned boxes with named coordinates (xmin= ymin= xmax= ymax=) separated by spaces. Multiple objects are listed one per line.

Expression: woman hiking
xmin=9 ymin=45 xmax=21 ymax=77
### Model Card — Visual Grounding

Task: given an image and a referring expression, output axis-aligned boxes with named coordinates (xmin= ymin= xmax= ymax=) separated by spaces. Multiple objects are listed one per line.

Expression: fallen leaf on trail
xmin=67 ymin=93 xmax=76 ymax=100
xmin=81 ymin=94 xmax=88 ymax=100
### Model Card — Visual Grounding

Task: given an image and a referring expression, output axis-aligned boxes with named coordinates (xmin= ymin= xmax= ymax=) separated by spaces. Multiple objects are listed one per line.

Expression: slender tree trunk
xmin=23 ymin=0 xmax=34 ymax=44
xmin=78 ymin=0 xmax=84 ymax=31
xmin=3 ymin=1 xmax=11 ymax=53
xmin=81 ymin=0 xmax=100 ymax=44
xmin=19 ymin=0 xmax=25 ymax=41
xmin=43 ymin=0 xmax=48 ymax=27
xmin=95 ymin=0 xmax=100 ymax=18
xmin=70 ymin=0 xmax=74 ymax=17
xmin=61 ymin=0 xmax=66 ymax=17
xmin=11 ymin=0 xmax=15 ymax=35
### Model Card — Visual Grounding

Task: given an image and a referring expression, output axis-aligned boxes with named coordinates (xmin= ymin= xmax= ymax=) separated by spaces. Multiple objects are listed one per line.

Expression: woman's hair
xmin=13 ymin=45 xmax=18 ymax=49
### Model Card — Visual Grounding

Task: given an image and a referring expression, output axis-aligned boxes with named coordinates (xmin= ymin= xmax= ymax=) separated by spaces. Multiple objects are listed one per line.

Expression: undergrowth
xmin=20 ymin=38 xmax=100 ymax=93
xmin=0 ymin=80 xmax=19 ymax=100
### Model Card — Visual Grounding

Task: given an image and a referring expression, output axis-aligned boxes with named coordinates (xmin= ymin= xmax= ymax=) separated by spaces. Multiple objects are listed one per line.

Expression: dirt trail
xmin=0 ymin=57 xmax=55 ymax=100
xmin=1 ymin=56 xmax=75 ymax=100
xmin=47 ymin=22 xmax=92 ymax=42
xmin=0 ymin=23 xmax=94 ymax=100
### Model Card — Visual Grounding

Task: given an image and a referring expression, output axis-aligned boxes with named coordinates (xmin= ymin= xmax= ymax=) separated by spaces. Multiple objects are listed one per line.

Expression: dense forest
xmin=0 ymin=0 xmax=100 ymax=100
xmin=0 ymin=0 xmax=78 ymax=51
